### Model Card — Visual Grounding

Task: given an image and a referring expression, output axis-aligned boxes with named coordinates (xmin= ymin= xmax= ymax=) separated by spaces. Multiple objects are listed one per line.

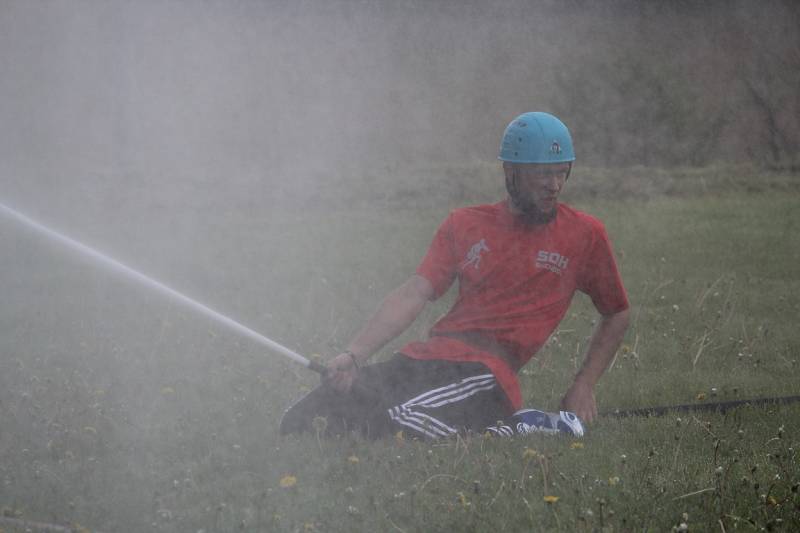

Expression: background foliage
xmin=1 ymin=0 xmax=799 ymax=201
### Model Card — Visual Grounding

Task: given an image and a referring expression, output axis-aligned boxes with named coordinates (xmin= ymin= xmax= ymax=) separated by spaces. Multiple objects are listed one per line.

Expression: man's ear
xmin=502 ymin=161 xmax=514 ymax=179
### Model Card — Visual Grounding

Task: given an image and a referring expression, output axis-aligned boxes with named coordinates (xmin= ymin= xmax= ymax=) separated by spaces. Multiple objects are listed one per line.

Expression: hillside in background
xmin=0 ymin=0 xmax=798 ymax=210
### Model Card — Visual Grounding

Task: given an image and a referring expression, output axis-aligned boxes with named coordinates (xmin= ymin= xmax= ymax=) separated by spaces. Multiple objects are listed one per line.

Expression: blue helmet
xmin=498 ymin=112 xmax=575 ymax=164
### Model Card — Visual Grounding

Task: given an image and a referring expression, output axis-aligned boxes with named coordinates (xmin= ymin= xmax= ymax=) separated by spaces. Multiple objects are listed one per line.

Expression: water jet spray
xmin=0 ymin=201 xmax=328 ymax=375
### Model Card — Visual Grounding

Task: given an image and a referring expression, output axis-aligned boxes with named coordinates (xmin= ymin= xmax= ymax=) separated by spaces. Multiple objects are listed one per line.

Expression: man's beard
xmin=506 ymin=172 xmax=557 ymax=225
xmin=510 ymin=196 xmax=557 ymax=225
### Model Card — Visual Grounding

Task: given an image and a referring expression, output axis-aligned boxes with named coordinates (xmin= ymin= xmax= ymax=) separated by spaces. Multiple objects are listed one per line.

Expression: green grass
xmin=1 ymin=168 xmax=798 ymax=531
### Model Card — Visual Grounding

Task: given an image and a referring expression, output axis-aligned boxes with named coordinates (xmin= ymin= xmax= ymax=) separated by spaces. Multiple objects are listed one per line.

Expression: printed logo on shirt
xmin=536 ymin=250 xmax=569 ymax=275
xmin=461 ymin=238 xmax=489 ymax=270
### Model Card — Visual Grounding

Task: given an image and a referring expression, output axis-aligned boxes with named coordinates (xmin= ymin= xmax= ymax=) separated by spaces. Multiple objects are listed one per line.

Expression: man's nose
xmin=544 ymin=176 xmax=562 ymax=191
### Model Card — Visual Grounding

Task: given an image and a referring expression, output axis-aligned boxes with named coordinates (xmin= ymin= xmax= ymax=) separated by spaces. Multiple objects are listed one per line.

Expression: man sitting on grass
xmin=280 ymin=112 xmax=630 ymax=439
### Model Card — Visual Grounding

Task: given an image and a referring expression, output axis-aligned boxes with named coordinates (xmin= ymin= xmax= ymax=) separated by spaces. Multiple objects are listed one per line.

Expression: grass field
xmin=1 ymin=166 xmax=799 ymax=531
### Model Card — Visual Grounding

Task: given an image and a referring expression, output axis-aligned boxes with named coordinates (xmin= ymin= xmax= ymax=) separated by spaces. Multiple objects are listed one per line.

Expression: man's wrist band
xmin=344 ymin=350 xmax=359 ymax=369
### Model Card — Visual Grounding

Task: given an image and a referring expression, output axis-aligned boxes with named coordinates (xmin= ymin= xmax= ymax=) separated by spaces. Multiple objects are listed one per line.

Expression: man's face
xmin=504 ymin=162 xmax=571 ymax=223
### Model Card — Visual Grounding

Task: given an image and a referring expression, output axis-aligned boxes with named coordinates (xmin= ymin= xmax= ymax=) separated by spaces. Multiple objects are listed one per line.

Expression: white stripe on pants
xmin=388 ymin=374 xmax=496 ymax=438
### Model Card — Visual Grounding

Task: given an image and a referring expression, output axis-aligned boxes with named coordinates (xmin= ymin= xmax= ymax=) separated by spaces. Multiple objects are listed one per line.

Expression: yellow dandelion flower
xmin=767 ymin=496 xmax=778 ymax=506
xmin=347 ymin=455 xmax=360 ymax=464
xmin=543 ymin=495 xmax=559 ymax=504
xmin=570 ymin=441 xmax=584 ymax=449
xmin=696 ymin=392 xmax=707 ymax=401
xmin=522 ymin=447 xmax=540 ymax=460
xmin=456 ymin=491 xmax=471 ymax=507
xmin=279 ymin=475 xmax=297 ymax=488
xmin=608 ymin=476 xmax=620 ymax=486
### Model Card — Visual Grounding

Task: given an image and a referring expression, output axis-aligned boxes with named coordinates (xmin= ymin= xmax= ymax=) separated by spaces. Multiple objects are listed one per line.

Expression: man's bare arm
xmin=560 ymin=308 xmax=630 ymax=422
xmin=327 ymin=274 xmax=434 ymax=391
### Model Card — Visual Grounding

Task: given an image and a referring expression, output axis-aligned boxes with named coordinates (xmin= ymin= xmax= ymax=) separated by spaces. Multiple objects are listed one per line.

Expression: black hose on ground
xmin=602 ymin=395 xmax=800 ymax=418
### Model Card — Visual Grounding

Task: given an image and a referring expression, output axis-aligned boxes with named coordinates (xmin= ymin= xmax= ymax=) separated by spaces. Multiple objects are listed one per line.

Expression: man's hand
xmin=561 ymin=308 xmax=629 ymax=424
xmin=325 ymin=352 xmax=359 ymax=393
xmin=560 ymin=379 xmax=598 ymax=423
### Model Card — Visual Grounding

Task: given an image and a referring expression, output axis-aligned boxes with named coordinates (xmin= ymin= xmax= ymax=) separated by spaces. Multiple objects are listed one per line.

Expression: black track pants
xmin=279 ymin=354 xmax=514 ymax=439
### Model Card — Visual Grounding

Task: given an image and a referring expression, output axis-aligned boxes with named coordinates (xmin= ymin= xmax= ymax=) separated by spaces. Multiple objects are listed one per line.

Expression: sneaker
xmin=511 ymin=409 xmax=584 ymax=437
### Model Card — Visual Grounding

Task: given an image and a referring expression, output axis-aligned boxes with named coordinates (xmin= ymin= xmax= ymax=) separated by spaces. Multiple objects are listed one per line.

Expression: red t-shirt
xmin=400 ymin=200 xmax=629 ymax=410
